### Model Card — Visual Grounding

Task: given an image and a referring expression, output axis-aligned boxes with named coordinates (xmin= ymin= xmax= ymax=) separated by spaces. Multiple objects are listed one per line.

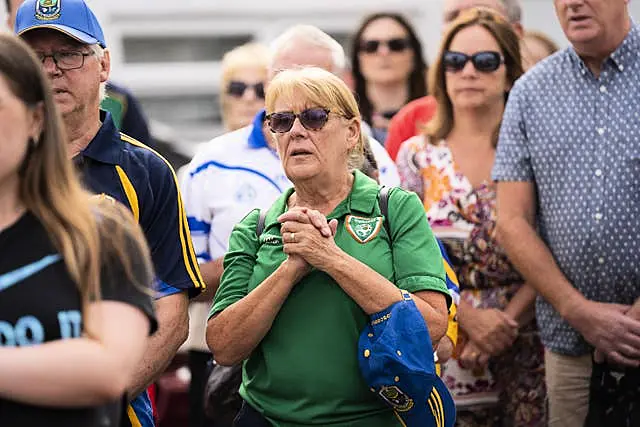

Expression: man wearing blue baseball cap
xmin=14 ymin=1 xmax=205 ymax=427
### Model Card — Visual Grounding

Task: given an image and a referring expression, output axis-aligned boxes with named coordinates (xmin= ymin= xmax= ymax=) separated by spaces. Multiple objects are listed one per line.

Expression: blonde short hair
xmin=220 ymin=42 xmax=270 ymax=125
xmin=265 ymin=67 xmax=365 ymax=170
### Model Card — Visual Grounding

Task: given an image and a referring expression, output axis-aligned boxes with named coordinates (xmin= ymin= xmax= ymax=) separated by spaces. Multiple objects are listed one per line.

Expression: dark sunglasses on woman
xmin=266 ymin=108 xmax=333 ymax=133
xmin=227 ymin=80 xmax=265 ymax=99
xmin=359 ymin=38 xmax=411 ymax=54
xmin=443 ymin=51 xmax=504 ymax=72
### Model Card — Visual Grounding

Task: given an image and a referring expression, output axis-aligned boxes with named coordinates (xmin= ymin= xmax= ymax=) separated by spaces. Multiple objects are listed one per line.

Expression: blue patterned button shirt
xmin=493 ymin=24 xmax=640 ymax=356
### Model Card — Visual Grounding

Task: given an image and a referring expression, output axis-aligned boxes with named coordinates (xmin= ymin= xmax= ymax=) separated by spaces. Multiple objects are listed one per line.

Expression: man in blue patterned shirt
xmin=493 ymin=1 xmax=640 ymax=426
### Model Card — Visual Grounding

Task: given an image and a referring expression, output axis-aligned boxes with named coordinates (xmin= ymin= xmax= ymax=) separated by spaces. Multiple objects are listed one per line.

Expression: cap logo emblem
xmin=35 ymin=0 xmax=61 ymax=21
xmin=379 ymin=385 xmax=414 ymax=412
xmin=345 ymin=215 xmax=383 ymax=244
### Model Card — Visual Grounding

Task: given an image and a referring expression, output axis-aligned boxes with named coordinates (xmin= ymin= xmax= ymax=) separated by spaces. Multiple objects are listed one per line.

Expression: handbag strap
xmin=256 ymin=209 xmax=267 ymax=237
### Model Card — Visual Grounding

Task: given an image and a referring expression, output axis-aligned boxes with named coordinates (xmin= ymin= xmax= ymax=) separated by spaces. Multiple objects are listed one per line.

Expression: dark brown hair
xmin=425 ymin=7 xmax=523 ymax=147
xmin=350 ymin=12 xmax=428 ymax=126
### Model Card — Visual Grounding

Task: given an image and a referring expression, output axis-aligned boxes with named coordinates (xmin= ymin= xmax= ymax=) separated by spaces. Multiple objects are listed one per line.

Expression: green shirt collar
xmin=264 ymin=170 xmax=381 ymax=230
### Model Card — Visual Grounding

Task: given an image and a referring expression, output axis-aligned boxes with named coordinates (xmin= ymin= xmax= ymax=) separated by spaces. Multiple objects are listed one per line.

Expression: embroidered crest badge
xmin=35 ymin=0 xmax=61 ymax=21
xmin=345 ymin=215 xmax=383 ymax=244
xmin=259 ymin=234 xmax=282 ymax=246
xmin=379 ymin=385 xmax=414 ymax=412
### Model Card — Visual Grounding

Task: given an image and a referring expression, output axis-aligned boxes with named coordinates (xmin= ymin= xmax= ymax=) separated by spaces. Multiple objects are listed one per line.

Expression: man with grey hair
xmin=495 ymin=0 xmax=640 ymax=425
xmin=15 ymin=1 xmax=205 ymax=426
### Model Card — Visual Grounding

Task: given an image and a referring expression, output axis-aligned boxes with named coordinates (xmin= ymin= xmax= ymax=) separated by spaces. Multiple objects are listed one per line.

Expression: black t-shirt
xmin=0 ymin=212 xmax=157 ymax=426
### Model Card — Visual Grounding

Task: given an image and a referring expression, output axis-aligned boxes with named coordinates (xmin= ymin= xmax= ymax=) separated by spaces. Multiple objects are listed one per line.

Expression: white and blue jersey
xmin=181 ymin=112 xmax=291 ymax=266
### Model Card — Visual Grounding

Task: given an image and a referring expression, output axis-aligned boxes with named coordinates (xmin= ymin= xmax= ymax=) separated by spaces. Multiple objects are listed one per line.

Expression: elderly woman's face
xmin=223 ymin=67 xmax=266 ymax=132
xmin=269 ymin=96 xmax=358 ymax=182
xmin=0 ymin=73 xmax=41 ymax=188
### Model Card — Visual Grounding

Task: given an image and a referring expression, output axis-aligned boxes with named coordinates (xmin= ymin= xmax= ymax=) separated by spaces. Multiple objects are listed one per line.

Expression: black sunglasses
xmin=227 ymin=81 xmax=265 ymax=99
xmin=266 ymin=108 xmax=333 ymax=133
xmin=359 ymin=38 xmax=411 ymax=54
xmin=443 ymin=51 xmax=504 ymax=72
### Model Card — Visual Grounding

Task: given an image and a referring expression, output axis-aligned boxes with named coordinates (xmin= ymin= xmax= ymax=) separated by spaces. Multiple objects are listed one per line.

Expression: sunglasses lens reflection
xmin=268 ymin=108 xmax=330 ymax=133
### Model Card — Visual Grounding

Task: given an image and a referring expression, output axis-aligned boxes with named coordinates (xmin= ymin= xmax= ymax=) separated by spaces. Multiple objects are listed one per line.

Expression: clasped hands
xmin=458 ymin=306 xmax=518 ymax=370
xmin=278 ymin=207 xmax=340 ymax=272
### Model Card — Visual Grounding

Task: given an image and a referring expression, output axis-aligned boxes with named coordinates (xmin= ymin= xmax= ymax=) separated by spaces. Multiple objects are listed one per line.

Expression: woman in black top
xmin=0 ymin=33 xmax=157 ymax=426
xmin=350 ymin=12 xmax=428 ymax=143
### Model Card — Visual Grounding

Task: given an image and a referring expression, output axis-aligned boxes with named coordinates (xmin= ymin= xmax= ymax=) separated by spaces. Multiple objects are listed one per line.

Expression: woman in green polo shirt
xmin=206 ymin=67 xmax=450 ymax=427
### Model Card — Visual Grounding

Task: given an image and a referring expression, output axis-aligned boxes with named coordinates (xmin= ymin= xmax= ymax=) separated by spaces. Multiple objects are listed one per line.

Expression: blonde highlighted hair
xmin=220 ymin=42 xmax=270 ymax=127
xmin=425 ymin=7 xmax=523 ymax=147
xmin=0 ymin=33 xmax=153 ymax=336
xmin=265 ymin=66 xmax=365 ymax=170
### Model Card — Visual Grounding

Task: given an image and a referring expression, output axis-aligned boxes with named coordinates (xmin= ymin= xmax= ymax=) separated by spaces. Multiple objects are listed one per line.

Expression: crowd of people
xmin=0 ymin=0 xmax=638 ymax=427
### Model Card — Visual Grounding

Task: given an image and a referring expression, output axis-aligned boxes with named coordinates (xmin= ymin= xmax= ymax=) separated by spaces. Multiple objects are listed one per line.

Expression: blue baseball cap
xmin=15 ymin=0 xmax=106 ymax=48
xmin=358 ymin=291 xmax=456 ymax=427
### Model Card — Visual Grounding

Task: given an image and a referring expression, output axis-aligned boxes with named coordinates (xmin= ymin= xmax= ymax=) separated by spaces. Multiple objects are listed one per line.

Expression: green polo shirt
xmin=211 ymin=170 xmax=448 ymax=426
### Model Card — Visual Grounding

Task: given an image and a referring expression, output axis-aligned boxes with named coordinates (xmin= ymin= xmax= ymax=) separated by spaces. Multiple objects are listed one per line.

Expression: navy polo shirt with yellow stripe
xmin=76 ymin=111 xmax=204 ymax=427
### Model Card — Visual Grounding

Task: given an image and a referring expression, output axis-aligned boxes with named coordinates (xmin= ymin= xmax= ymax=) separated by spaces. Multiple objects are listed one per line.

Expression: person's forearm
xmin=206 ymin=261 xmax=304 ymax=366
xmin=496 ymin=217 xmax=585 ymax=319
xmin=0 ymin=339 xmax=138 ymax=407
xmin=322 ymin=251 xmax=448 ymax=341
xmin=128 ymin=293 xmax=189 ymax=397
xmin=194 ymin=257 xmax=224 ymax=302
xmin=504 ymin=284 xmax=537 ymax=327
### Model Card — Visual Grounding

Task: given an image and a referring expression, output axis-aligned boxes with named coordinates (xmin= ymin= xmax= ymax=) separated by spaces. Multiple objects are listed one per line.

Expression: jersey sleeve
xmin=387 ymin=188 xmax=450 ymax=306
xmin=179 ymin=159 xmax=214 ymax=265
xmin=436 ymin=238 xmax=460 ymax=347
xmin=209 ymin=209 xmax=261 ymax=318
xmin=99 ymin=223 xmax=158 ymax=335
xmin=368 ymin=136 xmax=401 ymax=187
xmin=141 ymin=155 xmax=205 ymax=299
xmin=492 ymin=81 xmax=534 ymax=182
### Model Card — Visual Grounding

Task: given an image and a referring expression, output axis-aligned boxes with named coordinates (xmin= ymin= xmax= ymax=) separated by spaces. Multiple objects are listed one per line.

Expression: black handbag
xmin=204 ymin=362 xmax=243 ymax=423
xmin=584 ymin=361 xmax=640 ymax=427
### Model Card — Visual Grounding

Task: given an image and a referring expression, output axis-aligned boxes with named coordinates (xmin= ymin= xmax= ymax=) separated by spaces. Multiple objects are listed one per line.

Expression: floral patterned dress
xmin=396 ymin=136 xmax=546 ymax=427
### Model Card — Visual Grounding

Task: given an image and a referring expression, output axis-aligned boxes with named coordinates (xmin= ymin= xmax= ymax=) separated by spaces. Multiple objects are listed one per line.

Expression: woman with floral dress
xmin=396 ymin=8 xmax=545 ymax=427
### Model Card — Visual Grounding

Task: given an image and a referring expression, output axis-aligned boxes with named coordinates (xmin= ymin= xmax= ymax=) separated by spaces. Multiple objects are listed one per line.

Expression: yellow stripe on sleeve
xmin=443 ymin=258 xmax=459 ymax=287
xmin=120 ymin=133 xmax=205 ymax=289
xmin=445 ymin=302 xmax=459 ymax=351
xmin=127 ymin=404 xmax=143 ymax=427
xmin=115 ymin=165 xmax=140 ymax=222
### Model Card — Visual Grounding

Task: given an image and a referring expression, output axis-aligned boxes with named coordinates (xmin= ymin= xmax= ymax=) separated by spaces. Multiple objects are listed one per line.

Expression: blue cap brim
xmin=18 ymin=24 xmax=100 ymax=46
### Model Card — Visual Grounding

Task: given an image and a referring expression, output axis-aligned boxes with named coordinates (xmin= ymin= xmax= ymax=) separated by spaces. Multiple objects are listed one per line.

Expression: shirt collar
xmin=247 ymin=109 xmax=269 ymax=149
xmin=264 ymin=170 xmax=381 ymax=231
xmin=569 ymin=21 xmax=639 ymax=74
xmin=79 ymin=111 xmax=122 ymax=164
xmin=609 ymin=21 xmax=639 ymax=71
